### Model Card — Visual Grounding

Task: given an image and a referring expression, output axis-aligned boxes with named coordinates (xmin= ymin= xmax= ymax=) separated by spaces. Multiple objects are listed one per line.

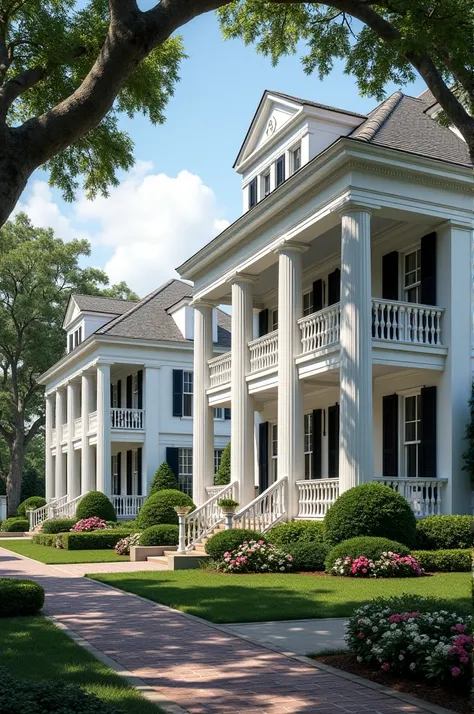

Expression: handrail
xmin=208 ymin=351 xmax=231 ymax=388
xmin=52 ymin=492 xmax=89 ymax=520
xmin=249 ymin=330 xmax=278 ymax=373
xmin=28 ymin=494 xmax=69 ymax=531
xmin=298 ymin=304 xmax=341 ymax=355
xmin=233 ymin=477 xmax=288 ymax=533
xmin=181 ymin=481 xmax=238 ymax=552
xmin=372 ymin=299 xmax=443 ymax=345
xmin=373 ymin=477 xmax=448 ymax=517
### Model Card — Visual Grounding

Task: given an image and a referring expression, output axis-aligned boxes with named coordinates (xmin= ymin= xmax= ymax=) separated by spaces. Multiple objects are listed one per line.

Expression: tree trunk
xmin=0 ymin=131 xmax=31 ymax=229
xmin=7 ymin=434 xmax=26 ymax=517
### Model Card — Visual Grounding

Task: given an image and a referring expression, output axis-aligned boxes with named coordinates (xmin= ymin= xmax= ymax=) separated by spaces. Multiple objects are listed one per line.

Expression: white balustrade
xmin=208 ymin=352 xmax=232 ymax=387
xmin=233 ymin=477 xmax=287 ymax=533
xmin=110 ymin=408 xmax=144 ymax=430
xmin=299 ymin=304 xmax=341 ymax=355
xmin=51 ymin=428 xmax=57 ymax=444
xmin=206 ymin=485 xmax=226 ymax=498
xmin=88 ymin=410 xmax=98 ymax=432
xmin=249 ymin=330 xmax=278 ymax=373
xmin=61 ymin=424 xmax=68 ymax=441
xmin=372 ymin=300 xmax=443 ymax=345
xmin=112 ymin=495 xmax=146 ymax=518
xmin=73 ymin=417 xmax=82 ymax=438
xmin=182 ymin=481 xmax=237 ymax=551
xmin=296 ymin=479 xmax=339 ymax=519
xmin=53 ymin=492 xmax=88 ymax=520
xmin=27 ymin=495 xmax=67 ymax=531
xmin=373 ymin=478 xmax=448 ymax=517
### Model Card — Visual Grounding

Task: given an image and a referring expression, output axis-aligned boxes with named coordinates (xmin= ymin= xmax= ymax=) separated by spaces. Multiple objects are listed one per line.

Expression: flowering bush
xmin=332 ymin=551 xmax=423 ymax=578
xmin=347 ymin=600 xmax=472 ymax=683
xmin=70 ymin=517 xmax=108 ymax=532
xmin=216 ymin=540 xmax=293 ymax=573
xmin=115 ymin=533 xmax=141 ymax=556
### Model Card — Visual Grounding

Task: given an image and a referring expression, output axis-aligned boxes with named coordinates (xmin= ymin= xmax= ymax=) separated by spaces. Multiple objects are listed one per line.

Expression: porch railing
xmin=233 ymin=477 xmax=287 ymax=533
xmin=51 ymin=428 xmax=57 ymax=444
xmin=182 ymin=481 xmax=237 ymax=551
xmin=73 ymin=417 xmax=82 ymax=438
xmin=112 ymin=495 xmax=146 ymax=518
xmin=61 ymin=424 xmax=68 ymax=441
xmin=299 ymin=303 xmax=341 ymax=355
xmin=28 ymin=495 xmax=69 ymax=531
xmin=373 ymin=477 xmax=448 ymax=517
xmin=208 ymin=352 xmax=231 ymax=387
xmin=249 ymin=330 xmax=278 ymax=373
xmin=111 ymin=408 xmax=144 ymax=430
xmin=53 ymin=492 xmax=88 ymax=520
xmin=372 ymin=300 xmax=443 ymax=345
xmin=296 ymin=478 xmax=339 ymax=520
xmin=206 ymin=485 xmax=226 ymax=498
xmin=88 ymin=411 xmax=98 ymax=432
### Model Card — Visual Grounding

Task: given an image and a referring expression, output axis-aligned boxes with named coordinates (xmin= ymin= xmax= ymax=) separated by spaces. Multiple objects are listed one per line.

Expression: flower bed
xmin=216 ymin=540 xmax=293 ymax=573
xmin=70 ymin=517 xmax=108 ymax=532
xmin=332 ymin=552 xmax=423 ymax=578
xmin=115 ymin=533 xmax=140 ymax=556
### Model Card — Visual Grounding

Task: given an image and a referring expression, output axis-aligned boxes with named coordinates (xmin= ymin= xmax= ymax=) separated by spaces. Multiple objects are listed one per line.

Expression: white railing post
xmin=373 ymin=478 xmax=448 ymax=517
xmin=233 ymin=477 xmax=288 ymax=533
xmin=296 ymin=479 xmax=340 ymax=519
xmin=182 ymin=481 xmax=238 ymax=550
xmin=298 ymin=304 xmax=341 ymax=355
xmin=372 ymin=299 xmax=443 ymax=346
xmin=208 ymin=352 xmax=232 ymax=387
xmin=248 ymin=331 xmax=279 ymax=373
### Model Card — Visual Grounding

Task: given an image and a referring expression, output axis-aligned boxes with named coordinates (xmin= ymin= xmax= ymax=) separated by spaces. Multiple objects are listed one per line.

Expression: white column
xmin=143 ymin=365 xmax=160 ymax=496
xmin=192 ymin=303 xmax=215 ymax=506
xmin=81 ymin=373 xmax=94 ymax=494
xmin=55 ymin=388 xmax=66 ymax=497
xmin=96 ymin=364 xmax=111 ymax=495
xmin=277 ymin=243 xmax=306 ymax=518
xmin=66 ymin=382 xmax=79 ymax=499
xmin=230 ymin=276 xmax=255 ymax=506
xmin=45 ymin=394 xmax=54 ymax=501
xmin=338 ymin=206 xmax=373 ymax=493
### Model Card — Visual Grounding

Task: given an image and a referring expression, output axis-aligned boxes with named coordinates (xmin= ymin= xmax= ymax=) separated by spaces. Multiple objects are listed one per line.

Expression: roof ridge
xmin=350 ymin=91 xmax=403 ymax=141
xmin=72 ymin=293 xmax=137 ymax=303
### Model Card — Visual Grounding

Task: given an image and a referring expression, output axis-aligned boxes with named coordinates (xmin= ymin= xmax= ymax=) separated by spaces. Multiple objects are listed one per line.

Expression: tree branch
xmin=24 ymin=414 xmax=44 ymax=446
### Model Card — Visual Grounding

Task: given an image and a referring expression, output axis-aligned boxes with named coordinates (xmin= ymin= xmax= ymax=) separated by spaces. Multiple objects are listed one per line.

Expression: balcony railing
xmin=299 ymin=303 xmax=341 ymax=356
xmin=249 ymin=330 xmax=278 ymax=373
xmin=296 ymin=478 xmax=339 ymax=519
xmin=112 ymin=495 xmax=146 ymax=518
xmin=88 ymin=411 xmax=98 ymax=432
xmin=51 ymin=428 xmax=57 ymax=444
xmin=111 ymin=408 xmax=144 ymax=430
xmin=373 ymin=477 xmax=448 ymax=517
xmin=209 ymin=351 xmax=231 ymax=388
xmin=61 ymin=424 xmax=68 ymax=441
xmin=73 ymin=417 xmax=82 ymax=438
xmin=372 ymin=300 xmax=443 ymax=345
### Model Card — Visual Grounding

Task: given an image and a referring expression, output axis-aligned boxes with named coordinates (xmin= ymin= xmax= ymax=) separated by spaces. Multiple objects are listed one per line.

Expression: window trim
xmin=262 ymin=170 xmax=271 ymax=198
xmin=213 ymin=407 xmax=224 ymax=420
xmin=178 ymin=447 xmax=193 ymax=496
xmin=402 ymin=390 xmax=421 ymax=478
xmin=183 ymin=370 xmax=193 ymax=418
xmin=248 ymin=177 xmax=258 ymax=209
xmin=290 ymin=143 xmax=302 ymax=174
xmin=112 ymin=454 xmax=120 ymax=495
xmin=270 ymin=423 xmax=278 ymax=485
xmin=304 ymin=412 xmax=313 ymax=480
xmin=303 ymin=288 xmax=313 ymax=317
xmin=214 ymin=448 xmax=224 ymax=476
xmin=271 ymin=308 xmax=278 ymax=331
xmin=275 ymin=154 xmax=285 ymax=187
xmin=402 ymin=245 xmax=421 ymax=304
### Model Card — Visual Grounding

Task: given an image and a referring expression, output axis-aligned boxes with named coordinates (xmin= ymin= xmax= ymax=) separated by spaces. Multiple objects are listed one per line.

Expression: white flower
xmin=399 ymin=654 xmax=404 ymax=661
xmin=409 ymin=662 xmax=416 ymax=671
xmin=357 ymin=656 xmax=363 ymax=663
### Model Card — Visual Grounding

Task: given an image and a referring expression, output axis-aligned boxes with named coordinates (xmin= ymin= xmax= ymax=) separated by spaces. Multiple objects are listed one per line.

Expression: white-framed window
xmin=271 ymin=423 xmax=278 ymax=484
xmin=68 ymin=333 xmax=74 ymax=353
xmin=214 ymin=407 xmax=224 ymax=420
xmin=404 ymin=248 xmax=421 ymax=304
xmin=112 ymin=455 xmax=120 ymax=495
xmin=404 ymin=393 xmax=421 ymax=478
xmin=248 ymin=177 xmax=257 ymax=209
xmin=132 ymin=374 xmax=139 ymax=408
xmin=262 ymin=171 xmax=271 ymax=198
xmin=111 ymin=383 xmax=118 ymax=408
xmin=179 ymin=448 xmax=193 ymax=496
xmin=132 ymin=449 xmax=139 ymax=493
xmin=303 ymin=289 xmax=313 ymax=317
xmin=214 ymin=448 xmax=224 ymax=475
xmin=276 ymin=155 xmax=285 ymax=187
xmin=304 ymin=413 xmax=313 ymax=479
xmin=271 ymin=308 xmax=278 ymax=331
xmin=74 ymin=326 xmax=82 ymax=347
xmin=291 ymin=144 xmax=301 ymax=174
xmin=183 ymin=371 xmax=193 ymax=417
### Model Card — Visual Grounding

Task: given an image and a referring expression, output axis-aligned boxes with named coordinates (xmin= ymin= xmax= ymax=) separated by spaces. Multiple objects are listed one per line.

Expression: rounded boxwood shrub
xmin=17 ymin=496 xmax=46 ymax=517
xmin=139 ymin=524 xmax=179 ymax=546
xmin=0 ymin=578 xmax=45 ymax=616
xmin=137 ymin=489 xmax=195 ymax=529
xmin=415 ymin=515 xmax=472 ymax=550
xmin=41 ymin=518 xmax=76 ymax=534
xmin=325 ymin=536 xmax=410 ymax=572
xmin=214 ymin=442 xmax=231 ymax=485
xmin=268 ymin=520 xmax=325 ymax=547
xmin=0 ymin=517 xmax=29 ymax=532
xmin=324 ymin=483 xmax=416 ymax=547
xmin=412 ymin=549 xmax=471 ymax=572
xmin=75 ymin=491 xmax=116 ymax=522
xmin=286 ymin=541 xmax=329 ymax=572
xmin=149 ymin=462 xmax=178 ymax=494
xmin=205 ymin=528 xmax=265 ymax=560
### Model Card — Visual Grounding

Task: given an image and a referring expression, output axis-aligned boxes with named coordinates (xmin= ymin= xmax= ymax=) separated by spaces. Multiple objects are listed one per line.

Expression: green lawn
xmin=0 ymin=540 xmax=129 ymax=564
xmin=0 ymin=616 xmax=163 ymax=713
xmin=88 ymin=570 xmax=472 ymax=623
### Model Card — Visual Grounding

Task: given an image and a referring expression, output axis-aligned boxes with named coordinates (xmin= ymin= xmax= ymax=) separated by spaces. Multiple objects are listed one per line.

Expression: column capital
xmin=190 ymin=297 xmax=217 ymax=309
xmin=336 ymin=199 xmax=374 ymax=219
xmin=274 ymin=239 xmax=309 ymax=255
xmin=227 ymin=272 xmax=257 ymax=286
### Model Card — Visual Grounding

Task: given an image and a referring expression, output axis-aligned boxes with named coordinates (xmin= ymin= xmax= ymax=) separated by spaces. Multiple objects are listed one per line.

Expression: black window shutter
xmin=382 ymin=252 xmax=399 ymax=300
xmin=258 ymin=422 xmax=269 ymax=492
xmin=312 ymin=409 xmax=322 ymax=479
xmin=137 ymin=370 xmax=143 ymax=409
xmin=117 ymin=380 xmax=122 ymax=408
xmin=224 ymin=408 xmax=231 ymax=420
xmin=327 ymin=269 xmax=341 ymax=305
xmin=421 ymin=232 xmax=436 ymax=305
xmin=126 ymin=375 xmax=133 ymax=408
xmin=126 ymin=450 xmax=132 ymax=495
xmin=420 ymin=386 xmax=437 ymax=478
xmin=172 ymin=370 xmax=183 ymax=417
xmin=68 ymin=334 xmax=73 ymax=352
xmin=328 ymin=404 xmax=339 ymax=478
xmin=382 ymin=394 xmax=399 ymax=477
xmin=110 ymin=383 xmax=114 ymax=405
xmin=117 ymin=452 xmax=122 ymax=494
xmin=312 ymin=280 xmax=323 ymax=312
xmin=258 ymin=309 xmax=269 ymax=337
xmin=136 ymin=447 xmax=142 ymax=496
xmin=166 ymin=447 xmax=179 ymax=477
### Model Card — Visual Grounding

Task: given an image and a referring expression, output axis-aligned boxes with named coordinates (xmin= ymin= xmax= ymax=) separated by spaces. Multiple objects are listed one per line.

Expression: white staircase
xmin=28 ymin=492 xmax=89 ymax=531
xmin=233 ymin=477 xmax=288 ymax=533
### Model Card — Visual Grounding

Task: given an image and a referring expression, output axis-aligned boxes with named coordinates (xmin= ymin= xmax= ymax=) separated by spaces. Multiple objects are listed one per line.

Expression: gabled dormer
xmin=235 ymin=90 xmax=365 ymax=213
xmin=167 ymin=295 xmax=220 ymax=343
xmin=63 ymin=295 xmax=137 ymax=353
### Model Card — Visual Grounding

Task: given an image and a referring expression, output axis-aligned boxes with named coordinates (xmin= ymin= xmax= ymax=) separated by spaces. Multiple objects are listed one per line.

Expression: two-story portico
xmin=178 ymin=89 xmax=473 ymax=533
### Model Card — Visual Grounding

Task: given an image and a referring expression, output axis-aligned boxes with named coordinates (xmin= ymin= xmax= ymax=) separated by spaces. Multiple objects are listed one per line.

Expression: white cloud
xmin=13 ymin=181 xmax=84 ymax=243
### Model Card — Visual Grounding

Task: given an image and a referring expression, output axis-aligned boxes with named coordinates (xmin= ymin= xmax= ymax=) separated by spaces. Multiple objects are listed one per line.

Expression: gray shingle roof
xmin=270 ymin=90 xmax=367 ymax=119
xmin=73 ymin=294 xmax=137 ymax=315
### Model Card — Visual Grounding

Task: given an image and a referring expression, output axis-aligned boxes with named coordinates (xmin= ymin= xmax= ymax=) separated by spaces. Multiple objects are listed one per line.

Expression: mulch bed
xmin=314 ymin=652 xmax=471 ymax=714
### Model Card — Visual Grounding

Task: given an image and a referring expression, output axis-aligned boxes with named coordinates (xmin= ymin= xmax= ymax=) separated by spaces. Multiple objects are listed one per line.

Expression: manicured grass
xmin=0 ymin=616 xmax=163 ymax=713
xmin=88 ymin=570 xmax=472 ymax=623
xmin=0 ymin=540 xmax=129 ymax=564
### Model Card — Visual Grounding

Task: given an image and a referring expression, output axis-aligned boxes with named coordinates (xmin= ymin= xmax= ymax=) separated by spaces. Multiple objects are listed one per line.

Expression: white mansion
xmin=176 ymin=87 xmax=473 ymax=540
xmin=37 ymin=281 xmax=231 ymax=523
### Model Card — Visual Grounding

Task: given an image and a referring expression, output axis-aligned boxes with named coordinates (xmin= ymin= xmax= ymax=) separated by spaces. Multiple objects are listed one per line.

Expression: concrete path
xmin=48 ymin=560 xmax=169 ymax=576
xmin=0 ymin=547 xmax=433 ymax=714
xmin=224 ymin=618 xmax=347 ymax=655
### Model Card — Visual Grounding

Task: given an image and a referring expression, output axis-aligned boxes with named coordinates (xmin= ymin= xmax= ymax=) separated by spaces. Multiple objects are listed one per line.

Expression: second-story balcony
xmin=110 ymin=407 xmax=144 ymax=430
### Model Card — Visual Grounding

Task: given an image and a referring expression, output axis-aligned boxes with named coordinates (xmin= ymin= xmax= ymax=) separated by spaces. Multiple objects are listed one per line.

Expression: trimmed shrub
xmin=110 ymin=520 xmax=141 ymax=534
xmin=214 ymin=443 xmax=231 ymax=485
xmin=137 ymin=489 xmax=195 ymax=529
xmin=412 ymin=549 xmax=471 ymax=572
xmin=415 ymin=515 xmax=472 ymax=550
xmin=32 ymin=533 xmax=56 ymax=547
xmin=75 ymin=491 xmax=116 ymax=521
xmin=0 ymin=667 xmax=123 ymax=713
xmin=268 ymin=520 xmax=325 ymax=547
xmin=17 ymin=496 xmax=46 ymax=517
xmin=35 ymin=530 xmax=130 ymax=550
xmin=205 ymin=529 xmax=265 ymax=560
xmin=0 ymin=517 xmax=29 ymax=532
xmin=0 ymin=579 xmax=45 ymax=616
xmin=325 ymin=536 xmax=410 ymax=571
xmin=139 ymin=524 xmax=179 ymax=546
xmin=285 ymin=541 xmax=329 ymax=571
xmin=324 ymin=483 xmax=416 ymax=547
xmin=42 ymin=518 xmax=76 ymax=534
xmin=149 ymin=462 xmax=178 ymax=494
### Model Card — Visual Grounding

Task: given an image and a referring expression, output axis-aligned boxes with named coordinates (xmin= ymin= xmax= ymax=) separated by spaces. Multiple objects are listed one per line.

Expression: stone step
xmin=146 ymin=556 xmax=169 ymax=566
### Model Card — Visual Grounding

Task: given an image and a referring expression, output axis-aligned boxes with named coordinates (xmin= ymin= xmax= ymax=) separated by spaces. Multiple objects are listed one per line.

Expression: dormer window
xmin=248 ymin=177 xmax=258 ymax=208
xmin=276 ymin=155 xmax=285 ymax=187
xmin=68 ymin=334 xmax=73 ymax=353
xmin=74 ymin=326 xmax=82 ymax=347
xmin=263 ymin=171 xmax=271 ymax=198
xmin=291 ymin=145 xmax=301 ymax=173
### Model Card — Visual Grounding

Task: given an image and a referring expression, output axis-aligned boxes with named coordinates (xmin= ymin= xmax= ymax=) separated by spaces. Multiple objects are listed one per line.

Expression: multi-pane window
xmin=304 ymin=413 xmax=313 ymax=479
xmin=404 ymin=394 xmax=421 ymax=478
xmin=249 ymin=178 xmax=258 ymax=208
xmin=74 ymin=326 xmax=82 ymax=347
xmin=291 ymin=145 xmax=301 ymax=173
xmin=271 ymin=424 xmax=278 ymax=484
xmin=179 ymin=448 xmax=193 ymax=496
xmin=404 ymin=249 xmax=421 ymax=303
xmin=112 ymin=455 xmax=120 ymax=495
xmin=276 ymin=155 xmax=285 ymax=187
xmin=263 ymin=171 xmax=271 ymax=197
xmin=271 ymin=309 xmax=278 ymax=331
xmin=214 ymin=449 xmax=224 ymax=475
xmin=183 ymin=371 xmax=193 ymax=417
xmin=68 ymin=334 xmax=74 ymax=353
xmin=133 ymin=374 xmax=139 ymax=408
xmin=132 ymin=449 xmax=139 ymax=493
xmin=111 ymin=383 xmax=118 ymax=408
xmin=303 ymin=290 xmax=313 ymax=317
xmin=214 ymin=407 xmax=224 ymax=420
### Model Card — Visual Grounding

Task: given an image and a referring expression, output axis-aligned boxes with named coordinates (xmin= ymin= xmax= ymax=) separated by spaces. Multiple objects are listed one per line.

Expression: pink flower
xmin=452 ymin=624 xmax=466 ymax=633
xmin=381 ymin=663 xmax=390 ymax=672
xmin=451 ymin=667 xmax=462 ymax=678
xmin=357 ymin=633 xmax=365 ymax=639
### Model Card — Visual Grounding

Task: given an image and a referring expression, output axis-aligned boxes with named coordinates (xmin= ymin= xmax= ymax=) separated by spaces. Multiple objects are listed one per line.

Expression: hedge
xmin=415 ymin=515 xmax=472 ymax=550
xmin=33 ymin=530 xmax=131 ymax=550
xmin=285 ymin=541 xmax=329 ymax=571
xmin=75 ymin=491 xmax=116 ymax=522
xmin=0 ymin=517 xmax=29 ymax=532
xmin=412 ymin=549 xmax=471 ymax=573
xmin=32 ymin=533 xmax=57 ymax=547
xmin=325 ymin=536 xmax=411 ymax=572
xmin=137 ymin=489 xmax=195 ymax=529
xmin=205 ymin=529 xmax=265 ymax=560
xmin=0 ymin=579 xmax=45 ymax=616
xmin=41 ymin=518 xmax=76 ymax=534
xmin=268 ymin=520 xmax=325 ymax=547
xmin=17 ymin=496 xmax=46 ymax=517
xmin=324 ymin=483 xmax=417 ymax=547
xmin=139 ymin=525 xmax=179 ymax=546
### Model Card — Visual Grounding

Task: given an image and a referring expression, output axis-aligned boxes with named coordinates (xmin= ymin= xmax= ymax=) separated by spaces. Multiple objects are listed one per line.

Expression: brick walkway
xmin=0 ymin=547 xmax=429 ymax=714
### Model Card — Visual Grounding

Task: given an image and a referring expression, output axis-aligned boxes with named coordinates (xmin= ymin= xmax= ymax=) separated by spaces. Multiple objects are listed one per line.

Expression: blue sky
xmin=16 ymin=9 xmax=426 ymax=295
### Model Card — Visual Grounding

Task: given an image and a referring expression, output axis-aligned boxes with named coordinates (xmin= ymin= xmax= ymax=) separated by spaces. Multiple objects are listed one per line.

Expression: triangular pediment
xmin=62 ymin=296 xmax=81 ymax=329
